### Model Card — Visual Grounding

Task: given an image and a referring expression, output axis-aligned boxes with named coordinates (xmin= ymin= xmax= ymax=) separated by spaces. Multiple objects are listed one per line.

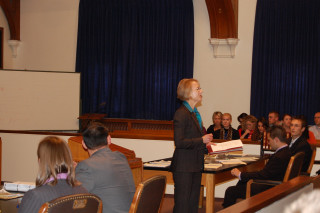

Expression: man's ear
xmin=82 ymin=140 xmax=88 ymax=150
xmin=274 ymin=137 xmax=280 ymax=145
xmin=107 ymin=135 xmax=111 ymax=145
xmin=302 ymin=127 xmax=306 ymax=133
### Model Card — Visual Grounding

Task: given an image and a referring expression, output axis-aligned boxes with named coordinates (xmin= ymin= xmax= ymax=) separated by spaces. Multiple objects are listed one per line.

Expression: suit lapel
xmin=182 ymin=105 xmax=203 ymax=134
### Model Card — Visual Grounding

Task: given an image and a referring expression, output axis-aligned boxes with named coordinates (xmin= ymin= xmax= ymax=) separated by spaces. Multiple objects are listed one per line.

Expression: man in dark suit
xmin=222 ymin=126 xmax=291 ymax=208
xmin=75 ymin=122 xmax=136 ymax=213
xmin=289 ymin=117 xmax=312 ymax=173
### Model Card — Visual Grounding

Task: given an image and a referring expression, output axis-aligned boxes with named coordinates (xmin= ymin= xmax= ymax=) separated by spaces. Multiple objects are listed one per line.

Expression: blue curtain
xmin=76 ymin=0 xmax=194 ymax=120
xmin=250 ymin=0 xmax=320 ymax=124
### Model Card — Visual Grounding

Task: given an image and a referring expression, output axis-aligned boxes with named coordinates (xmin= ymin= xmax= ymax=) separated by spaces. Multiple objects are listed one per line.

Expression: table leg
xmin=205 ymin=173 xmax=215 ymax=213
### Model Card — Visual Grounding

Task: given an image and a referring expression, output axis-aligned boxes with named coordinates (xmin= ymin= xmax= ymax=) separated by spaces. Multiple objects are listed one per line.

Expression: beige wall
xmin=1 ymin=0 xmax=256 ymax=128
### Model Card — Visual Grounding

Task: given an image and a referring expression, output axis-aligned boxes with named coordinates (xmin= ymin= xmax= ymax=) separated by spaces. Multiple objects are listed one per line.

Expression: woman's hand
xmin=202 ymin=133 xmax=213 ymax=144
xmin=240 ymin=129 xmax=251 ymax=139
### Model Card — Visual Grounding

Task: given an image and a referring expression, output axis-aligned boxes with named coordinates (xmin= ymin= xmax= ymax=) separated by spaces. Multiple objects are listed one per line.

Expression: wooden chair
xmin=246 ymin=152 xmax=305 ymax=198
xmin=129 ymin=175 xmax=166 ymax=213
xmin=305 ymin=146 xmax=316 ymax=176
xmin=38 ymin=193 xmax=102 ymax=213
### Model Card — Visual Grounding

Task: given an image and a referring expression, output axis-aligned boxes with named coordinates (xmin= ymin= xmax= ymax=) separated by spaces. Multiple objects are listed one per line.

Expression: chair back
xmin=129 ymin=175 xmax=166 ymax=213
xmin=306 ymin=147 xmax=316 ymax=175
xmin=38 ymin=193 xmax=102 ymax=213
xmin=283 ymin=152 xmax=305 ymax=182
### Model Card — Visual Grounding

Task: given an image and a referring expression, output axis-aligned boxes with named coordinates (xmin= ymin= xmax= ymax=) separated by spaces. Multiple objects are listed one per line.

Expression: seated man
xmin=213 ymin=113 xmax=240 ymax=140
xmin=289 ymin=116 xmax=313 ymax=173
xmin=75 ymin=122 xmax=136 ymax=213
xmin=268 ymin=111 xmax=281 ymax=127
xmin=309 ymin=112 xmax=320 ymax=140
xmin=222 ymin=126 xmax=291 ymax=208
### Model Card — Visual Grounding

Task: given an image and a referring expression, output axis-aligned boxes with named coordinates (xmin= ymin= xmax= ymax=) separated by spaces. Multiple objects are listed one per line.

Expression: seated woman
xmin=19 ymin=136 xmax=88 ymax=213
xmin=282 ymin=114 xmax=292 ymax=135
xmin=237 ymin=113 xmax=248 ymax=130
xmin=213 ymin=113 xmax=240 ymax=140
xmin=207 ymin=111 xmax=223 ymax=134
xmin=258 ymin=117 xmax=268 ymax=140
xmin=239 ymin=115 xmax=260 ymax=141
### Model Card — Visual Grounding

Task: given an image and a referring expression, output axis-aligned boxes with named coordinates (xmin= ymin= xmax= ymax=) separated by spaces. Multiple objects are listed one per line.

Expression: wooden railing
xmin=78 ymin=114 xmax=173 ymax=140
xmin=218 ymin=175 xmax=314 ymax=213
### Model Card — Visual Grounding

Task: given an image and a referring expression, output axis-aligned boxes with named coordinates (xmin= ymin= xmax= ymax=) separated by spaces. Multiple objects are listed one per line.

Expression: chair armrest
xmin=252 ymin=179 xmax=282 ymax=186
xmin=246 ymin=179 xmax=282 ymax=198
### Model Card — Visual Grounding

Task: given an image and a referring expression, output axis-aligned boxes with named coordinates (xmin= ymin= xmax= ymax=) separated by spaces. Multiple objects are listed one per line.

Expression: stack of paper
xmin=208 ymin=140 xmax=243 ymax=154
xmin=4 ymin=182 xmax=36 ymax=192
xmin=0 ymin=189 xmax=23 ymax=200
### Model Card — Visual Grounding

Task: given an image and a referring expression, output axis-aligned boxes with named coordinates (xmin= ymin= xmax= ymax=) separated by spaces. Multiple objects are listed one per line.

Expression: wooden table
xmin=143 ymin=155 xmax=266 ymax=213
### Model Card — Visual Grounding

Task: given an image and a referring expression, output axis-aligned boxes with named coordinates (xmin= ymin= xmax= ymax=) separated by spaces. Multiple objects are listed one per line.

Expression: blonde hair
xmin=223 ymin=113 xmax=232 ymax=120
xmin=212 ymin=111 xmax=223 ymax=123
xmin=177 ymin=78 xmax=199 ymax=101
xmin=36 ymin=136 xmax=79 ymax=187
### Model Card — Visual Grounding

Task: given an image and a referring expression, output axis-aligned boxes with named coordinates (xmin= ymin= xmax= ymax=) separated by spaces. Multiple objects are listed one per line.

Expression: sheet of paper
xmin=236 ymin=157 xmax=259 ymax=161
xmin=204 ymin=164 xmax=222 ymax=169
xmin=144 ymin=160 xmax=171 ymax=168
xmin=218 ymin=159 xmax=247 ymax=165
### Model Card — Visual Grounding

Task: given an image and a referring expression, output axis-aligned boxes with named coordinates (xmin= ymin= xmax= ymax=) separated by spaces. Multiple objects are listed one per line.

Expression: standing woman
xmin=19 ymin=136 xmax=87 ymax=213
xmin=170 ymin=79 xmax=213 ymax=213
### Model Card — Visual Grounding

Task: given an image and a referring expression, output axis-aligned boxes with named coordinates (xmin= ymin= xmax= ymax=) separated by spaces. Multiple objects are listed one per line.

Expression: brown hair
xmin=241 ymin=115 xmax=258 ymax=130
xmin=176 ymin=78 xmax=199 ymax=101
xmin=267 ymin=125 xmax=287 ymax=143
xmin=241 ymin=115 xmax=260 ymax=141
xmin=36 ymin=136 xmax=80 ymax=187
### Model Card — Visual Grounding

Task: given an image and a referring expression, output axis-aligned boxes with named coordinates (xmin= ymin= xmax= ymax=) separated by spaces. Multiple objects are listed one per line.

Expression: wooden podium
xmin=68 ymin=136 xmax=143 ymax=186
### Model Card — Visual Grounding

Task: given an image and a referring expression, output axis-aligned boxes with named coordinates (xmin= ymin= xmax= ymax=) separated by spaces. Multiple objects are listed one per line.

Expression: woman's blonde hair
xmin=36 ymin=136 xmax=79 ymax=187
xmin=177 ymin=78 xmax=199 ymax=101
xmin=212 ymin=111 xmax=223 ymax=123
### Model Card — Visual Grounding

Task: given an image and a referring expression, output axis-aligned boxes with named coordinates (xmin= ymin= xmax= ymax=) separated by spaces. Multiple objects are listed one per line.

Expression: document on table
xmin=0 ymin=189 xmax=23 ymax=200
xmin=4 ymin=181 xmax=36 ymax=192
xmin=236 ymin=157 xmax=259 ymax=161
xmin=208 ymin=140 xmax=243 ymax=154
xmin=144 ymin=160 xmax=171 ymax=168
xmin=204 ymin=163 xmax=222 ymax=169
xmin=217 ymin=159 xmax=247 ymax=165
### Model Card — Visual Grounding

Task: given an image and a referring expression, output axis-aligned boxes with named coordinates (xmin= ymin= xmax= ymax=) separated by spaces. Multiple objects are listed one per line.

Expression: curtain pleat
xmin=76 ymin=0 xmax=194 ymax=120
xmin=250 ymin=0 xmax=320 ymax=123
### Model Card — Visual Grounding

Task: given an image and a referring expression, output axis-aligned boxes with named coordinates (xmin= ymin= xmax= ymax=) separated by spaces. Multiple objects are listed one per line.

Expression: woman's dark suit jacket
xmin=170 ymin=105 xmax=206 ymax=173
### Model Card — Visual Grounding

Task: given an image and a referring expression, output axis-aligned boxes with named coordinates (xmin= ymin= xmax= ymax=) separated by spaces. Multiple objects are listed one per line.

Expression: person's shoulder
xmin=23 ymin=184 xmax=49 ymax=199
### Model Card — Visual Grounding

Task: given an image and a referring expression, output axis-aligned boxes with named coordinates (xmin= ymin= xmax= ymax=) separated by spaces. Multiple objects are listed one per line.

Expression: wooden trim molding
xmin=205 ymin=0 xmax=239 ymax=58
xmin=205 ymin=0 xmax=238 ymax=38
xmin=78 ymin=114 xmax=174 ymax=140
xmin=0 ymin=0 xmax=20 ymax=40
xmin=0 ymin=27 xmax=3 ymax=69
